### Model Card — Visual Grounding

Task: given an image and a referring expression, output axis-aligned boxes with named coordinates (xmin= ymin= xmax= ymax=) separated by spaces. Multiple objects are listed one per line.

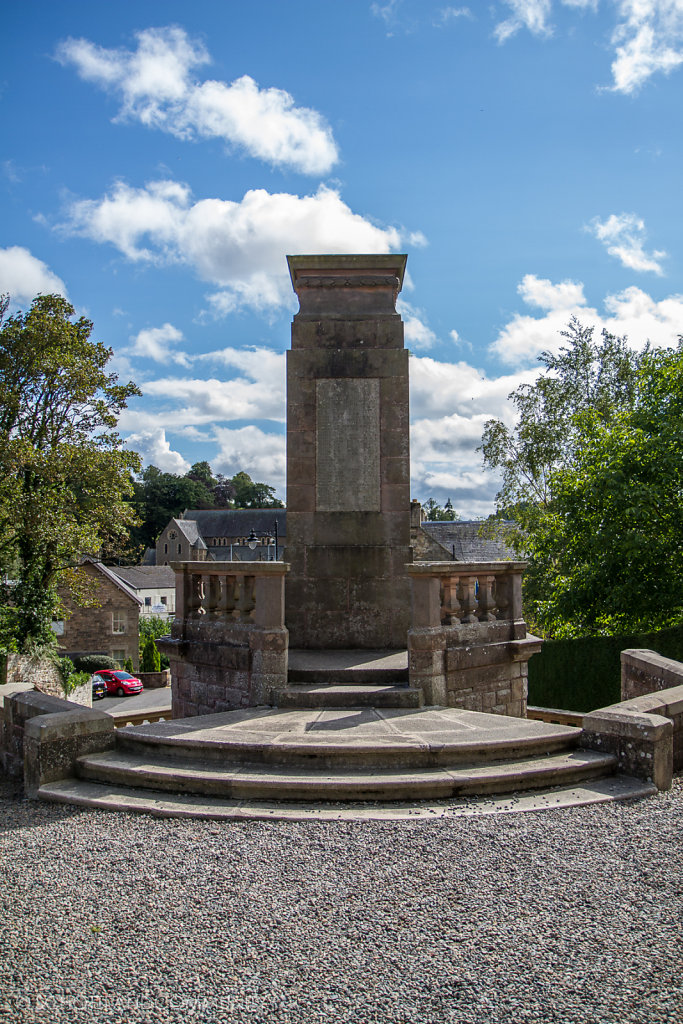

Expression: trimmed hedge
xmin=528 ymin=624 xmax=683 ymax=712
xmin=70 ymin=653 xmax=120 ymax=673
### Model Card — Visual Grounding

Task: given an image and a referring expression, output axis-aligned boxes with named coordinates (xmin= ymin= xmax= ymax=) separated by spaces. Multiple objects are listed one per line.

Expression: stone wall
xmin=1 ymin=690 xmax=113 ymax=786
xmin=621 ymin=648 xmax=683 ymax=701
xmin=57 ymin=561 xmax=140 ymax=669
xmin=1 ymin=653 xmax=91 ymax=706
xmin=160 ymin=561 xmax=289 ymax=717
xmin=407 ymin=563 xmax=539 ymax=718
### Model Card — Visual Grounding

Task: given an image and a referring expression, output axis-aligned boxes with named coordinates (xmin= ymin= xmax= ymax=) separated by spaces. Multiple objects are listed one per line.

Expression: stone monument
xmin=284 ymin=254 xmax=412 ymax=649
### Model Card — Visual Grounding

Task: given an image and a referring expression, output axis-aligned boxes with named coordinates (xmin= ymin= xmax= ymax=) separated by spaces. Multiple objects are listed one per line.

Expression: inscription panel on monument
xmin=316 ymin=378 xmax=380 ymax=511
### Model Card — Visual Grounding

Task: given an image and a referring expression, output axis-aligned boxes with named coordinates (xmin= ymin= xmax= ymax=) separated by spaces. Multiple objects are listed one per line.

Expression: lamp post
xmin=246 ymin=522 xmax=280 ymax=561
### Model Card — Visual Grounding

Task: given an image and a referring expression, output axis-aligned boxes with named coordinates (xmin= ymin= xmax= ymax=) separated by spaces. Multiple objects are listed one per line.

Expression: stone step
xmin=76 ymin=748 xmax=617 ymax=802
xmin=275 ymin=684 xmax=424 ymax=709
xmin=115 ymin=710 xmax=583 ymax=770
xmin=287 ymin=649 xmax=409 ymax=687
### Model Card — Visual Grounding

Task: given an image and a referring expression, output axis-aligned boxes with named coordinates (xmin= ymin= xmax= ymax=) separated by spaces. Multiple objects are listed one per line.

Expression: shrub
xmin=70 ymin=654 xmax=119 ymax=673
xmin=123 ymin=656 xmax=134 ymax=673
xmin=141 ymin=636 xmax=161 ymax=673
xmin=57 ymin=657 xmax=90 ymax=699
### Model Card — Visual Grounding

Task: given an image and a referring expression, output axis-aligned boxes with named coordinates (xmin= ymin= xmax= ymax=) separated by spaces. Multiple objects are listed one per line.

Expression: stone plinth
xmin=285 ymin=254 xmax=412 ymax=649
xmin=160 ymin=561 xmax=290 ymax=717
xmin=406 ymin=562 xmax=541 ymax=717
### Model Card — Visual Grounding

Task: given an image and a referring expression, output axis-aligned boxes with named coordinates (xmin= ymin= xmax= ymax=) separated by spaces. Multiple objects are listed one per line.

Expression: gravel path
xmin=1 ymin=776 xmax=681 ymax=1024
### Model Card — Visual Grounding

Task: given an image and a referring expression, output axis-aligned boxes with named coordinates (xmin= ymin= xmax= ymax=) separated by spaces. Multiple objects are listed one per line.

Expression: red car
xmin=92 ymin=669 xmax=144 ymax=698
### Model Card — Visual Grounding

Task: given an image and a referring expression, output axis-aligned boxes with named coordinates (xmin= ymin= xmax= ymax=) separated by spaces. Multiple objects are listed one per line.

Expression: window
xmin=177 ymin=543 xmax=182 ymax=554
xmin=112 ymin=611 xmax=127 ymax=634
xmin=144 ymin=596 xmax=152 ymax=606
xmin=160 ymin=596 xmax=167 ymax=605
xmin=164 ymin=543 xmax=168 ymax=554
xmin=111 ymin=649 xmax=127 ymax=666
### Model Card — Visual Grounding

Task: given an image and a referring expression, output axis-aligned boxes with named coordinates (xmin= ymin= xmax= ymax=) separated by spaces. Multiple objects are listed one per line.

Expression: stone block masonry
xmin=285 ymin=255 xmax=412 ymax=649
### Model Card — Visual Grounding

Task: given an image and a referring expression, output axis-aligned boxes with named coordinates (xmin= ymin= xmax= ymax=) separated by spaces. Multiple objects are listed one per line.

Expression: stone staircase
xmin=35 ymin=650 xmax=656 ymax=820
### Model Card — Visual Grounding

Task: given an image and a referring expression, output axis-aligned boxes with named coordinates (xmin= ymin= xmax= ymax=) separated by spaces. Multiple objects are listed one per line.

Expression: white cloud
xmin=587 ymin=212 xmax=666 ymax=274
xmin=60 ymin=179 xmax=406 ymax=314
xmin=517 ymin=273 xmax=587 ymax=309
xmin=610 ymin=0 xmax=683 ymax=93
xmin=212 ymin=425 xmax=286 ymax=492
xmin=490 ymin=273 xmax=683 ymax=365
xmin=125 ymin=428 xmax=190 ymax=474
xmin=397 ymin=299 xmax=437 ymax=350
xmin=436 ymin=7 xmax=474 ymax=25
xmin=495 ymin=0 xmax=553 ymax=43
xmin=0 ymin=246 xmax=67 ymax=305
xmin=411 ymin=355 xmax=539 ymax=423
xmin=131 ymin=322 xmax=190 ymax=365
xmin=56 ymin=27 xmax=338 ymax=175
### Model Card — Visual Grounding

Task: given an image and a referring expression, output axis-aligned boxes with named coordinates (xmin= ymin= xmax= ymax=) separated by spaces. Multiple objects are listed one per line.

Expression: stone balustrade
xmin=173 ymin=561 xmax=288 ymax=632
xmin=406 ymin=561 xmax=541 ymax=716
xmin=407 ymin=561 xmax=527 ymax=638
xmin=158 ymin=561 xmax=290 ymax=718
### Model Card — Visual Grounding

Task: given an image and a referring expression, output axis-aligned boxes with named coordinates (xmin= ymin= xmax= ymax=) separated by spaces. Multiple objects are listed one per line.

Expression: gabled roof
xmin=172 ymin=518 xmax=206 ymax=548
xmin=420 ymin=521 xmax=517 ymax=562
xmin=80 ymin=558 xmax=143 ymax=605
xmin=110 ymin=565 xmax=176 ymax=591
xmin=182 ymin=509 xmax=286 ymax=539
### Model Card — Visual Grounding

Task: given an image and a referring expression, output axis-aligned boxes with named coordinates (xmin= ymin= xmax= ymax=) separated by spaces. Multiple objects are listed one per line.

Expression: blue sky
xmin=2 ymin=0 xmax=682 ymax=516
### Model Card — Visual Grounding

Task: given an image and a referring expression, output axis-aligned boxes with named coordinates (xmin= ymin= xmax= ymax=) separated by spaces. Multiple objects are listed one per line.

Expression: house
xmin=55 ymin=558 xmax=141 ymax=668
xmin=409 ymin=501 xmax=517 ymax=561
xmin=109 ymin=565 xmax=176 ymax=620
xmin=155 ymin=509 xmax=286 ymax=565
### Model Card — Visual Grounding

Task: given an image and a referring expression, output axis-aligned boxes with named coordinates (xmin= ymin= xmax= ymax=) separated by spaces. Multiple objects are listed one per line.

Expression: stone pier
xmin=284 ymin=254 xmax=412 ymax=649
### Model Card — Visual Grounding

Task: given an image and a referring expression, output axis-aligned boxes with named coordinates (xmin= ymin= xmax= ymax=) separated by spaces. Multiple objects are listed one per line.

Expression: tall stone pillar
xmin=285 ymin=254 xmax=412 ymax=649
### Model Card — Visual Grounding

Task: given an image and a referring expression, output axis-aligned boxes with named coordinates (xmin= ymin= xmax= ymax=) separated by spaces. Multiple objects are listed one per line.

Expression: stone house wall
xmin=57 ymin=562 xmax=140 ymax=669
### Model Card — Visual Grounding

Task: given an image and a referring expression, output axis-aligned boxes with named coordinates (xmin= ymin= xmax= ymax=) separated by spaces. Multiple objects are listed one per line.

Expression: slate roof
xmin=110 ymin=565 xmax=177 ymax=591
xmin=182 ymin=509 xmax=286 ymax=539
xmin=420 ymin=521 xmax=517 ymax=562
xmin=80 ymin=558 xmax=142 ymax=605
xmin=173 ymin=518 xmax=206 ymax=548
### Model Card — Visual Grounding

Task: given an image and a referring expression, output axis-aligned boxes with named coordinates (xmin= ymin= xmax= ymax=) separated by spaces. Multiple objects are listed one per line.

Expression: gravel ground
xmin=1 ymin=775 xmax=681 ymax=1024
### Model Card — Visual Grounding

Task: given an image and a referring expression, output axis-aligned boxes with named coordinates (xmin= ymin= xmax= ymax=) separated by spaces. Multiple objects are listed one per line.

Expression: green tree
xmin=140 ymin=635 xmax=161 ymax=673
xmin=0 ymin=294 xmax=141 ymax=650
xmin=525 ymin=345 xmax=683 ymax=636
xmin=130 ymin=465 xmax=214 ymax=550
xmin=480 ymin=319 xmax=681 ymax=637
xmin=423 ymin=497 xmax=459 ymax=521
xmin=230 ymin=471 xmax=283 ymax=509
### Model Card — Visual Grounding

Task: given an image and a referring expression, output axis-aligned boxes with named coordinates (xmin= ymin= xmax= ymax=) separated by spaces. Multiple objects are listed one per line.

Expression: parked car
xmin=91 ymin=675 xmax=107 ymax=701
xmin=91 ymin=669 xmax=144 ymax=698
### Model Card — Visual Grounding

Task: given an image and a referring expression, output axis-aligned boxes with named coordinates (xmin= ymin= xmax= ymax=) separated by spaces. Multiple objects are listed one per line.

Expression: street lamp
xmin=246 ymin=523 xmax=280 ymax=560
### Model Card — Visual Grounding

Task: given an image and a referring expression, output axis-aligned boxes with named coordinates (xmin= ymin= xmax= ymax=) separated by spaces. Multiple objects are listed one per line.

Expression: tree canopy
xmin=0 ymin=294 xmax=141 ymax=650
xmin=130 ymin=465 xmax=284 ymax=551
xmin=481 ymin=319 xmax=683 ymax=638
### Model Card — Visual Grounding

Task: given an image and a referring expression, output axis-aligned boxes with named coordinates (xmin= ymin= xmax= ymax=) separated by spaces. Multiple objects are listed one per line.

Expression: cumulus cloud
xmin=212 ymin=425 xmax=286 ymax=493
xmin=56 ymin=27 xmax=338 ymax=175
xmin=490 ymin=273 xmax=683 ymax=365
xmin=125 ymin=428 xmax=190 ymax=474
xmin=587 ymin=212 xmax=666 ymax=274
xmin=59 ymin=179 xmax=406 ymax=314
xmin=131 ymin=322 xmax=190 ymax=365
xmin=397 ymin=300 xmax=437 ymax=350
xmin=0 ymin=246 xmax=67 ymax=305
xmin=517 ymin=273 xmax=587 ymax=310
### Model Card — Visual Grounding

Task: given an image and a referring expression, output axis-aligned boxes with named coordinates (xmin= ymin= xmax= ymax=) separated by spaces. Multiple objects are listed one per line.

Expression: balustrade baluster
xmin=191 ymin=573 xmax=206 ymax=617
xmin=441 ymin=575 xmax=462 ymax=625
xmin=237 ymin=575 xmax=256 ymax=621
xmin=458 ymin=575 xmax=478 ymax=623
xmin=478 ymin=574 xmax=498 ymax=621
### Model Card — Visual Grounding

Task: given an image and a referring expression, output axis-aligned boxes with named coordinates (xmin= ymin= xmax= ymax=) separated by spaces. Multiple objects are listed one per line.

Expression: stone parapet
xmin=580 ymin=707 xmax=673 ymax=791
xmin=621 ymin=648 xmax=683 ymax=700
xmin=1 ymin=690 xmax=115 ymax=795
xmin=162 ymin=561 xmax=289 ymax=717
xmin=406 ymin=562 xmax=539 ymax=717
